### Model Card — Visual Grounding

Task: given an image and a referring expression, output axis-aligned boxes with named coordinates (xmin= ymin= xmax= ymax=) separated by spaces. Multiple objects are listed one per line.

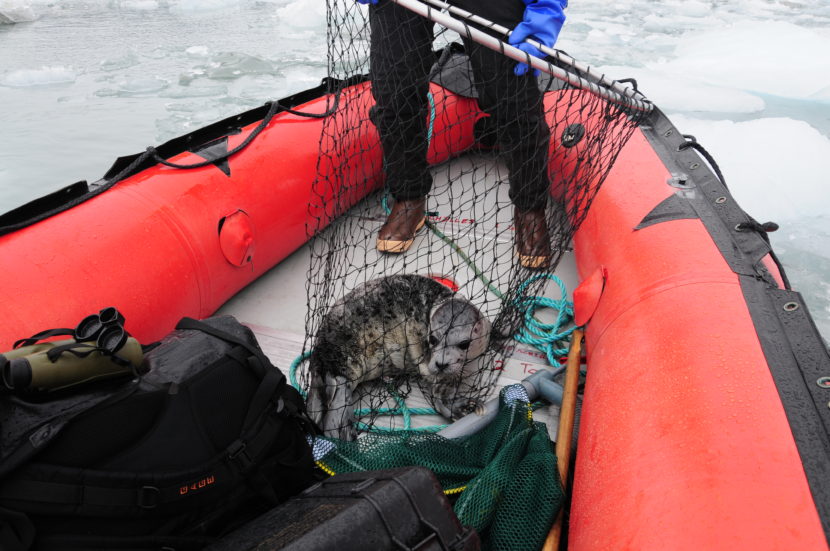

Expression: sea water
xmin=1 ymin=0 xmax=828 ymax=340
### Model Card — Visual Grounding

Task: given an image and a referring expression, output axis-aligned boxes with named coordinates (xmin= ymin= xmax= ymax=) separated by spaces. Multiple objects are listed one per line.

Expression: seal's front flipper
xmin=306 ymin=372 xmax=327 ymax=426
xmin=321 ymin=374 xmax=356 ymax=440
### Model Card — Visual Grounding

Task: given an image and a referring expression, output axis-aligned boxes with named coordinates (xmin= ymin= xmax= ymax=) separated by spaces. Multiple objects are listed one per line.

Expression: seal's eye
xmin=457 ymin=340 xmax=471 ymax=350
xmin=428 ymin=335 xmax=439 ymax=346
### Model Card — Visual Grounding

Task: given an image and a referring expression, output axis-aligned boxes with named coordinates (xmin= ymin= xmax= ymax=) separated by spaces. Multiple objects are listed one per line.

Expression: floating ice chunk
xmin=587 ymin=28 xmax=623 ymax=47
xmin=186 ymin=46 xmax=209 ymax=58
xmin=205 ymin=52 xmax=277 ymax=80
xmin=0 ymin=66 xmax=76 ymax=87
xmin=670 ymin=115 xmax=830 ymax=222
xmin=171 ymin=0 xmax=240 ymax=13
xmin=596 ymin=64 xmax=765 ymax=114
xmin=93 ymin=88 xmax=119 ymax=98
xmin=143 ymin=47 xmax=170 ymax=60
xmin=667 ymin=21 xmax=830 ymax=99
xmin=95 ymin=76 xmax=169 ymax=96
xmin=121 ymin=77 xmax=169 ymax=94
xmin=276 ymin=0 xmax=326 ymax=30
xmin=672 ymin=0 xmax=711 ymax=18
xmin=0 ymin=0 xmax=36 ymax=23
xmin=161 ymin=82 xmax=228 ymax=98
xmin=100 ymin=51 xmax=140 ymax=72
xmin=642 ymin=14 xmax=674 ymax=34
xmin=122 ymin=0 xmax=158 ymax=10
xmin=156 ymin=106 xmax=232 ymax=140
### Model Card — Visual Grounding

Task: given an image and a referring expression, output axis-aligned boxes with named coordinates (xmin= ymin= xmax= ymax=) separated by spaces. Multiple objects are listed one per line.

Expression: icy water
xmin=1 ymin=0 xmax=829 ymax=340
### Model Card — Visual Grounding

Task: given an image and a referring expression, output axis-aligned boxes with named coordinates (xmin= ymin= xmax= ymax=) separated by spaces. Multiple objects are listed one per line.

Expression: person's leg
xmin=462 ymin=21 xmax=552 ymax=268
xmin=370 ymin=1 xmax=435 ymax=252
xmin=475 ymin=56 xmax=550 ymax=213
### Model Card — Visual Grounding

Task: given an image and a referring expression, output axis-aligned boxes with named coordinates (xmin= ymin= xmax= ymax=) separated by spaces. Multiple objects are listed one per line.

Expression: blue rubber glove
xmin=356 ymin=0 xmax=378 ymax=4
xmin=508 ymin=0 xmax=568 ymax=77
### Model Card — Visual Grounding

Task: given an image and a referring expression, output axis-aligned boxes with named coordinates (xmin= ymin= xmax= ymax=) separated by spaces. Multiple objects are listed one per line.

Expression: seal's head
xmin=424 ymin=297 xmax=490 ymax=378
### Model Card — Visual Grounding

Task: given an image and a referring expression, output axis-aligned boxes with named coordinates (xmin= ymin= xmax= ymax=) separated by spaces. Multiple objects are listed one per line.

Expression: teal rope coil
xmin=355 ymin=390 xmax=447 ymax=433
xmin=290 ymin=350 xmax=311 ymax=398
xmin=512 ymin=273 xmax=577 ymax=366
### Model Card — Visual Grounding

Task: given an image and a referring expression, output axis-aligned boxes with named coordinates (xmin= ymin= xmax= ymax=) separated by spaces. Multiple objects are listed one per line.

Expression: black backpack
xmin=0 ymin=315 xmax=319 ymax=550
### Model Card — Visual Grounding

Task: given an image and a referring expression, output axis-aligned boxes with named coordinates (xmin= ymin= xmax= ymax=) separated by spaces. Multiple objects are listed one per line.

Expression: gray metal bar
xmin=437 ymin=368 xmax=564 ymax=439
xmin=389 ymin=0 xmax=653 ymax=113
xmin=417 ymin=0 xmax=650 ymax=105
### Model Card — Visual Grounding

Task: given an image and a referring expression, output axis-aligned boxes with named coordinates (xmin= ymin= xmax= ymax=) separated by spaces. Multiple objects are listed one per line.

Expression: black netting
xmin=301 ymin=0 xmax=646 ymax=439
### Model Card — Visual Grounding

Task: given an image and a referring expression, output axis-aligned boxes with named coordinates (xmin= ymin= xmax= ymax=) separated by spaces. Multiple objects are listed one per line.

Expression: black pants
xmin=369 ymin=0 xmax=550 ymax=211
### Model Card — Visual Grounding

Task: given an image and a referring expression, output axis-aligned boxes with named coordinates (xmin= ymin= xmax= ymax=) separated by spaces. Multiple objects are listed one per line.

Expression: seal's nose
xmin=434 ymin=361 xmax=449 ymax=372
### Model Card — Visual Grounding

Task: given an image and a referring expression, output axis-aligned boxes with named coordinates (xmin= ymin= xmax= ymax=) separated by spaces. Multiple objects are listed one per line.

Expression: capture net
xmin=301 ymin=0 xmax=648 ymax=438
xmin=314 ymin=386 xmax=564 ymax=551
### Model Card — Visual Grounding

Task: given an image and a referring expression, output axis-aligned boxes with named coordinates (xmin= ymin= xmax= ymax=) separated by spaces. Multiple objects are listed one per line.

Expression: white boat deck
xmin=218 ymin=153 xmax=579 ymax=438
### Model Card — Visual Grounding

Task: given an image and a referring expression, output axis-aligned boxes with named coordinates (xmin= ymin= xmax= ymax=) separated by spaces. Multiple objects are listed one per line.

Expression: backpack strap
xmin=175 ymin=318 xmax=270 ymax=373
xmin=0 ymin=416 xmax=282 ymax=516
xmin=175 ymin=317 xmax=313 ymax=434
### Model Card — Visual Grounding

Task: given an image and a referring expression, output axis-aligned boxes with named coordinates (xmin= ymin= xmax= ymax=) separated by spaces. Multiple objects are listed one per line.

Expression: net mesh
xmin=315 ymin=386 xmax=565 ymax=551
xmin=301 ymin=0 xmax=644 ymax=439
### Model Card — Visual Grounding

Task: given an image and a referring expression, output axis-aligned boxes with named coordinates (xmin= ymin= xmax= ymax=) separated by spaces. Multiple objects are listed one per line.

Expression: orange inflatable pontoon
xmin=0 ymin=77 xmax=827 ymax=550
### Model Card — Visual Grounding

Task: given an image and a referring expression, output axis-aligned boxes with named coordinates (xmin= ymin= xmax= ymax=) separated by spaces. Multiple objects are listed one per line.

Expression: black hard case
xmin=208 ymin=466 xmax=480 ymax=551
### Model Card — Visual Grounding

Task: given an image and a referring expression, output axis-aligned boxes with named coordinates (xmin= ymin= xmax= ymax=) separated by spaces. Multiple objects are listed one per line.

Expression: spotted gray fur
xmin=306 ymin=274 xmax=491 ymax=440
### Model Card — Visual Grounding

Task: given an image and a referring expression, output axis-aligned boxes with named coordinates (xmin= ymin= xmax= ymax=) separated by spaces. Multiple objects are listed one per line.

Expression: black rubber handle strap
xmin=45 ymin=342 xmax=132 ymax=367
xmin=13 ymin=328 xmax=75 ymax=349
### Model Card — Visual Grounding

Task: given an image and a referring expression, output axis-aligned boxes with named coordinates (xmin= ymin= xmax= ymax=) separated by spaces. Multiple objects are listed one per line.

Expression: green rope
xmin=289 ymin=350 xmax=448 ymax=431
xmin=290 ymin=350 xmax=311 ymax=399
xmin=427 ymin=91 xmax=436 ymax=146
xmin=354 ymin=389 xmax=448 ymax=433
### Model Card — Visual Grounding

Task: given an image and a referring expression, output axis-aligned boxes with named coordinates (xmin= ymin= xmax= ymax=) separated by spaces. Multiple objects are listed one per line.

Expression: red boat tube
xmin=570 ymin=125 xmax=828 ymax=549
xmin=0 ymin=81 xmax=479 ymax=345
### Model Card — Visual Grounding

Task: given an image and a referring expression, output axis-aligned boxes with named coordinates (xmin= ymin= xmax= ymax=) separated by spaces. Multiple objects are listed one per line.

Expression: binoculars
xmin=1 ymin=307 xmax=145 ymax=393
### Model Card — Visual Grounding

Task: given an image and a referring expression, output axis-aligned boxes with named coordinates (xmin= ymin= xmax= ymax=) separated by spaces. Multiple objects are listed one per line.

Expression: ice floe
xmin=0 ymin=66 xmax=76 ymax=87
xmin=276 ymin=0 xmax=326 ymax=30
xmin=94 ymin=76 xmax=169 ymax=96
xmin=670 ymin=115 xmax=830 ymax=222
xmin=0 ymin=0 xmax=36 ymax=23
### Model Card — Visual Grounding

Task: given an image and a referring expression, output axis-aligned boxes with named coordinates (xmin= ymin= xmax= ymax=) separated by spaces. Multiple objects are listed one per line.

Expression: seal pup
xmin=306 ymin=274 xmax=491 ymax=440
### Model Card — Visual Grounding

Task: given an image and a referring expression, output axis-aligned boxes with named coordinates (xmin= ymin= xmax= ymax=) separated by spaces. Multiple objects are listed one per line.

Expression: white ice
xmin=0 ymin=0 xmax=35 ymax=23
xmin=0 ymin=66 xmax=76 ymax=87
xmin=594 ymin=21 xmax=830 ymax=113
xmin=670 ymin=115 xmax=830 ymax=223
xmin=170 ymin=0 xmax=241 ymax=13
xmin=276 ymin=0 xmax=327 ymax=30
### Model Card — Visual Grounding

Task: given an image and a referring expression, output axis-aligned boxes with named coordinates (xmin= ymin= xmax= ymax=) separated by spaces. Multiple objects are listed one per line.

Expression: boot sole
xmin=517 ymin=251 xmax=551 ymax=270
xmin=377 ymin=217 xmax=426 ymax=253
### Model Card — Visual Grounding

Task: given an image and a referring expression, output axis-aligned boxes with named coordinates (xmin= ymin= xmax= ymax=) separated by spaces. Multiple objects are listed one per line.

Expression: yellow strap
xmin=315 ymin=460 xmax=336 ymax=476
xmin=317 ymin=460 xmax=466 ymax=496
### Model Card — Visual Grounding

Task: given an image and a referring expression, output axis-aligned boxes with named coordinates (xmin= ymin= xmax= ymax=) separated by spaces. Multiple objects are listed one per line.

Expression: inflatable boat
xmin=1 ymin=58 xmax=828 ymax=551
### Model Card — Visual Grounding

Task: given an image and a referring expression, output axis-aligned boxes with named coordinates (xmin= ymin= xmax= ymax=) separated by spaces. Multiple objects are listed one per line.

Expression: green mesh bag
xmin=314 ymin=385 xmax=563 ymax=551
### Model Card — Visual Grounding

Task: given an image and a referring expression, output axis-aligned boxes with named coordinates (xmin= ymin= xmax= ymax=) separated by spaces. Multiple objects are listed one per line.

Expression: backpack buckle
xmin=228 ymin=440 xmax=253 ymax=471
xmin=138 ymin=486 xmax=160 ymax=509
